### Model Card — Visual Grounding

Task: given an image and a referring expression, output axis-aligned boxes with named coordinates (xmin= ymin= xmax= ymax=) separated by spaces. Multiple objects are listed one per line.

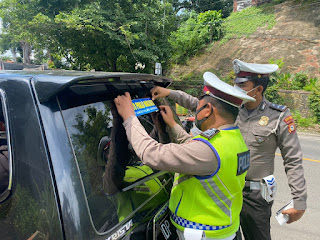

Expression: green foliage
xmin=292 ymin=110 xmax=317 ymax=127
xmin=0 ymin=0 xmax=177 ymax=72
xmin=308 ymin=86 xmax=320 ymax=123
xmin=0 ymin=56 xmax=12 ymax=61
xmin=169 ymin=10 xmax=223 ymax=64
xmin=292 ymin=72 xmax=309 ymax=90
xmin=273 ymin=72 xmax=292 ymax=90
xmin=221 ymin=70 xmax=236 ymax=85
xmin=264 ymin=84 xmax=286 ymax=105
xmin=220 ymin=6 xmax=275 ymax=44
xmin=269 ymin=63 xmax=318 ymax=92
xmin=269 ymin=57 xmax=285 ymax=69
xmin=16 ymin=57 xmax=23 ymax=63
xmin=48 ymin=60 xmax=56 ymax=69
xmin=304 ymin=76 xmax=318 ymax=91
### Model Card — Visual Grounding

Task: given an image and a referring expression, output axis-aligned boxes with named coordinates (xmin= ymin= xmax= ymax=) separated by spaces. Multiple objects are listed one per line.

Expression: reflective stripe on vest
xmin=173 ymin=174 xmax=193 ymax=187
xmin=171 ymin=212 xmax=231 ymax=231
xmin=198 ymin=177 xmax=232 ymax=217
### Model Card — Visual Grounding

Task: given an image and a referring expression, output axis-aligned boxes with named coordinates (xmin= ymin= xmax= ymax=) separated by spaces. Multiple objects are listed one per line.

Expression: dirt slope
xmin=168 ymin=1 xmax=320 ymax=80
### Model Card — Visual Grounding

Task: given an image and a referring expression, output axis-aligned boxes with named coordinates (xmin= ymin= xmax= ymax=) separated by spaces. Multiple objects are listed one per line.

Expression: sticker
xmin=288 ymin=123 xmax=296 ymax=134
xmin=259 ymin=116 xmax=269 ymax=126
xmin=237 ymin=150 xmax=250 ymax=176
xmin=105 ymin=219 xmax=133 ymax=240
xmin=132 ymin=98 xmax=158 ymax=116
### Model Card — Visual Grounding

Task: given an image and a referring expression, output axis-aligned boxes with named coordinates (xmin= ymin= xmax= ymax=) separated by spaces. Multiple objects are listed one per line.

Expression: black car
xmin=0 ymin=71 xmax=179 ymax=240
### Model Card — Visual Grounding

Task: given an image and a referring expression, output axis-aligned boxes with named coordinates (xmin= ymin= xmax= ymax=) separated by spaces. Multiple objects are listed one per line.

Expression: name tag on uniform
xmin=132 ymin=98 xmax=158 ymax=116
xmin=237 ymin=150 xmax=250 ymax=175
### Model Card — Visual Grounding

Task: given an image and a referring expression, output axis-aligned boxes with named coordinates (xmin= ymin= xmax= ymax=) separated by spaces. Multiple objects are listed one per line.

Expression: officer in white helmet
xmin=115 ymin=72 xmax=255 ymax=240
xmin=232 ymin=59 xmax=307 ymax=240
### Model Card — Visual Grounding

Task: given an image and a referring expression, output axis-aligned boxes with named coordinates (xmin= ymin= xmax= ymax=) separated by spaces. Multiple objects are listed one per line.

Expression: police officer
xmin=232 ymin=59 xmax=307 ymax=240
xmin=114 ymin=72 xmax=255 ymax=240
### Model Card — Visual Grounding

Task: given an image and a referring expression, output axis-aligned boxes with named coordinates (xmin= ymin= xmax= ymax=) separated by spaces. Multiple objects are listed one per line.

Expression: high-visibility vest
xmin=169 ymin=127 xmax=249 ymax=238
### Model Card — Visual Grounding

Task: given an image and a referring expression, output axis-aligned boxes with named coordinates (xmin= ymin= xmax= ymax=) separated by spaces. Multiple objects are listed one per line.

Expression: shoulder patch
xmin=269 ymin=103 xmax=287 ymax=112
xmin=237 ymin=150 xmax=250 ymax=176
xmin=200 ymin=129 xmax=220 ymax=140
xmin=284 ymin=115 xmax=296 ymax=134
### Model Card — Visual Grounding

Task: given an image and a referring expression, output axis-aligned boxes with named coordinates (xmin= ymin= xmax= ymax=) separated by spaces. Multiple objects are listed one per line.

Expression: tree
xmin=0 ymin=0 xmax=178 ymax=71
xmin=0 ymin=0 xmax=37 ymax=63
xmin=29 ymin=0 xmax=177 ymax=72
xmin=169 ymin=10 xmax=223 ymax=63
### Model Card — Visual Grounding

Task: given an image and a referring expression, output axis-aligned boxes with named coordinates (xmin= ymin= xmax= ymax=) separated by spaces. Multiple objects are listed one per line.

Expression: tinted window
xmin=60 ymin=97 xmax=172 ymax=232
xmin=0 ymin=87 xmax=64 ymax=240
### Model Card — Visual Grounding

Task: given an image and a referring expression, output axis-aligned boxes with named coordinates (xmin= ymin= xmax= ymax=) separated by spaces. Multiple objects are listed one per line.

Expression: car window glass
xmin=0 ymin=92 xmax=11 ymax=203
xmin=59 ymin=98 xmax=172 ymax=233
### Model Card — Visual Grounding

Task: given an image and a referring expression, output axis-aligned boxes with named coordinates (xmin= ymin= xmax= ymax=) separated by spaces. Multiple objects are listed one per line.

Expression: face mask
xmin=195 ymin=103 xmax=213 ymax=130
xmin=234 ymin=85 xmax=259 ymax=97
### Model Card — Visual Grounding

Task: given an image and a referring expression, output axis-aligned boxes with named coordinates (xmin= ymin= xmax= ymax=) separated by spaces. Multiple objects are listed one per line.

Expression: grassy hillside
xmin=167 ymin=0 xmax=320 ymax=82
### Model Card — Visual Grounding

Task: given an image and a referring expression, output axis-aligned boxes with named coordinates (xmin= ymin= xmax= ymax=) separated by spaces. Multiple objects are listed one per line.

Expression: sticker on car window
xmin=105 ymin=219 xmax=133 ymax=240
xmin=132 ymin=98 xmax=158 ymax=116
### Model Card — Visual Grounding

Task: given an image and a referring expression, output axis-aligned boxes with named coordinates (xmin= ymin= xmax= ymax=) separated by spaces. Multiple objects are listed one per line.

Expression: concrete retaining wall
xmin=278 ymin=90 xmax=311 ymax=117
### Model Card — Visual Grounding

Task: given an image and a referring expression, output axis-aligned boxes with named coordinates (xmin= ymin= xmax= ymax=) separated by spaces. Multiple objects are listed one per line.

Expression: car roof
xmin=0 ymin=70 xmax=172 ymax=102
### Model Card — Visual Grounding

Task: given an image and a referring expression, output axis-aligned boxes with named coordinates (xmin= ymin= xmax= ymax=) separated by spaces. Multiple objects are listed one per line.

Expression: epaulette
xmin=200 ymin=129 xmax=220 ymax=140
xmin=269 ymin=103 xmax=287 ymax=112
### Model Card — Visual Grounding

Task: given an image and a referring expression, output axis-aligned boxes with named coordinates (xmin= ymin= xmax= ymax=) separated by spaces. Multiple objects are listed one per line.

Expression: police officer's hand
xmin=150 ymin=86 xmax=170 ymax=101
xmin=282 ymin=208 xmax=305 ymax=224
xmin=159 ymin=105 xmax=176 ymax=128
xmin=114 ymin=92 xmax=135 ymax=121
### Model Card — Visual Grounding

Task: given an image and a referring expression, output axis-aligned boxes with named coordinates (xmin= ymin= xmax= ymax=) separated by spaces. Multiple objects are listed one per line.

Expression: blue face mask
xmin=195 ymin=103 xmax=213 ymax=130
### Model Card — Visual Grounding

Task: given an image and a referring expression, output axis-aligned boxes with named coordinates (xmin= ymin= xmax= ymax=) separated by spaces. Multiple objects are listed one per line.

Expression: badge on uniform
xmin=237 ymin=150 xmax=250 ymax=176
xmin=283 ymin=115 xmax=296 ymax=134
xmin=259 ymin=116 xmax=269 ymax=126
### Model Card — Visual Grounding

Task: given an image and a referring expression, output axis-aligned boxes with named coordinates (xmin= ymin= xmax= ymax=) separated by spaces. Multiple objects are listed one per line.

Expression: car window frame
xmin=0 ymin=89 xmax=13 ymax=203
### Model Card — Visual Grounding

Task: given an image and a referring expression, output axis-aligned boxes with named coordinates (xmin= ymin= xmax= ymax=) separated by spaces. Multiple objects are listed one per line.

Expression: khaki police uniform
xmin=236 ymin=97 xmax=307 ymax=240
xmin=231 ymin=59 xmax=307 ymax=240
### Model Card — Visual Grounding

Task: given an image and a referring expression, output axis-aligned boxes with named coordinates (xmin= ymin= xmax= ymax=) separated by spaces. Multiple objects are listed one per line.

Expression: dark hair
xmin=251 ymin=76 xmax=269 ymax=94
xmin=202 ymin=95 xmax=239 ymax=122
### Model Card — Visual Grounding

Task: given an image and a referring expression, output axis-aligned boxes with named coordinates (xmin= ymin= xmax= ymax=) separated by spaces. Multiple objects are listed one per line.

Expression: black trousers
xmin=240 ymin=187 xmax=273 ymax=240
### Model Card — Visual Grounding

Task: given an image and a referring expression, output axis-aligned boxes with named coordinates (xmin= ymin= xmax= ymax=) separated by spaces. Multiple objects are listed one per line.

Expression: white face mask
xmin=234 ymin=85 xmax=259 ymax=98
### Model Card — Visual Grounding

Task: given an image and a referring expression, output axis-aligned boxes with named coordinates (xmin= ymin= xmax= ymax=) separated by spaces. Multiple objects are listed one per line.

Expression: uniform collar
xmin=218 ymin=123 xmax=236 ymax=130
xmin=242 ymin=96 xmax=267 ymax=118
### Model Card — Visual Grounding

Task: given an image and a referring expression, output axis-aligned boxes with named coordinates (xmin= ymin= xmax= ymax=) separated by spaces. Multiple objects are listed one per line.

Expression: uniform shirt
xmin=168 ymin=90 xmax=307 ymax=210
xmin=236 ymin=96 xmax=307 ymax=210
xmin=123 ymin=115 xmax=235 ymax=176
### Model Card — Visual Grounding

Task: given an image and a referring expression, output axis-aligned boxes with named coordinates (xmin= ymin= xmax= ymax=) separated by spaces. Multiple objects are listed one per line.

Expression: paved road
xmin=271 ymin=132 xmax=320 ymax=240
